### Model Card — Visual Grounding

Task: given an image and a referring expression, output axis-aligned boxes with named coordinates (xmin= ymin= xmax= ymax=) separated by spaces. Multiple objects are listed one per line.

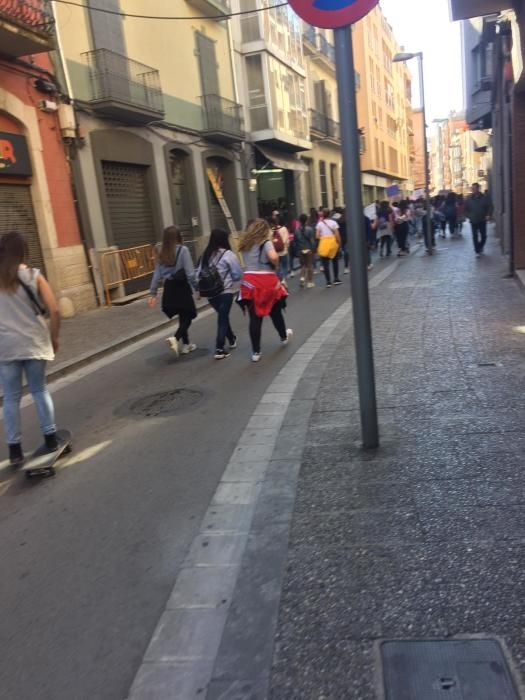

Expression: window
xmin=246 ymin=54 xmax=269 ymax=131
xmin=389 ymin=146 xmax=398 ymax=173
xmin=330 ymin=163 xmax=338 ymax=207
xmin=375 ymin=138 xmax=380 ymax=165
xmin=319 ymin=160 xmax=328 ymax=208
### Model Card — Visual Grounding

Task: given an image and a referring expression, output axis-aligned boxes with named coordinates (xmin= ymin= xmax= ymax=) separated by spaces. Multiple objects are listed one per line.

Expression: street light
xmin=393 ymin=51 xmax=433 ymax=255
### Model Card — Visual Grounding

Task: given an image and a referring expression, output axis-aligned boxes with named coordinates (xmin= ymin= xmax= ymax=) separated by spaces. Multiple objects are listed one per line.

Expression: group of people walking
xmin=0 ymin=182 xmax=493 ymax=467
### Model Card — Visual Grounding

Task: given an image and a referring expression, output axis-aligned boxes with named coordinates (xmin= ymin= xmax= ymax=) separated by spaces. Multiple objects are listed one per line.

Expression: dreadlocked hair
xmin=238 ymin=219 xmax=270 ymax=252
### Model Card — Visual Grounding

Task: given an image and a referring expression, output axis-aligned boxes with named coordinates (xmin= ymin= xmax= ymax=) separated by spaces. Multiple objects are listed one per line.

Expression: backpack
xmin=197 ymin=250 xmax=225 ymax=298
xmin=272 ymin=227 xmax=285 ymax=253
xmin=378 ymin=216 xmax=389 ymax=232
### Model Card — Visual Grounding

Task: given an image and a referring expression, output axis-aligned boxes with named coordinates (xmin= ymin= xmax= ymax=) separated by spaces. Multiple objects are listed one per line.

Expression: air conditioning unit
xmin=39 ymin=100 xmax=58 ymax=113
xmin=58 ymin=103 xmax=76 ymax=139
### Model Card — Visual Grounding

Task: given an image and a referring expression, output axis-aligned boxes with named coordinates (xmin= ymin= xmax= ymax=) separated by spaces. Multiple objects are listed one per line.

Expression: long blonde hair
xmin=157 ymin=226 xmax=182 ymax=266
xmin=238 ymin=219 xmax=270 ymax=252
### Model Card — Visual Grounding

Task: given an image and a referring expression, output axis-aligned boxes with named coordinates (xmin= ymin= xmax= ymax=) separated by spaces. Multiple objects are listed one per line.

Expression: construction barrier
xmin=101 ymin=244 xmax=155 ymax=306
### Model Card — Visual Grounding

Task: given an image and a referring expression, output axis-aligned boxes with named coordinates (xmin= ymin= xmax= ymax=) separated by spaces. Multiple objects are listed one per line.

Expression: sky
xmin=378 ymin=0 xmax=464 ymax=121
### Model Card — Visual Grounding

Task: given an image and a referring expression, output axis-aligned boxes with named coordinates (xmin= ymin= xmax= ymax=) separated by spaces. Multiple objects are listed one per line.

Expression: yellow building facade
xmin=53 ymin=0 xmax=249 ymax=302
xmin=352 ymin=6 xmax=414 ymax=204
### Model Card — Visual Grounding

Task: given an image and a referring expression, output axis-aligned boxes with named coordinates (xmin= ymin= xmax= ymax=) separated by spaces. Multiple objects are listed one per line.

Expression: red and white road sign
xmin=288 ymin=0 xmax=379 ymax=29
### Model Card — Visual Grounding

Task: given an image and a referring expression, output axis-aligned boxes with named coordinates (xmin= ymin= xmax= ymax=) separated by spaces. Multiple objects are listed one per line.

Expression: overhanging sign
xmin=0 ymin=132 xmax=32 ymax=177
xmin=288 ymin=0 xmax=379 ymax=28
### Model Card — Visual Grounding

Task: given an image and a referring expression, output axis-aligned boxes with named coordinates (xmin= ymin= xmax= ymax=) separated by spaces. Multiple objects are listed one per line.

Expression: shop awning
xmin=255 ymin=145 xmax=309 ymax=172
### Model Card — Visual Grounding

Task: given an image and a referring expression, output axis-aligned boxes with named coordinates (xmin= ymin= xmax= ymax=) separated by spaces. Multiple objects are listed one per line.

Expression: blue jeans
xmin=0 ymin=360 xmax=56 ymax=445
xmin=208 ymin=293 xmax=235 ymax=351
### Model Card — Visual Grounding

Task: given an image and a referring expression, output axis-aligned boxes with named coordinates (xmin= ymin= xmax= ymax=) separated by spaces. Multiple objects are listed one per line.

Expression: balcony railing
xmin=318 ymin=34 xmax=335 ymax=63
xmin=0 ymin=0 xmax=55 ymax=56
xmin=202 ymin=94 xmax=244 ymax=143
xmin=310 ymin=109 xmax=340 ymax=142
xmin=303 ymin=26 xmax=316 ymax=46
xmin=186 ymin=0 xmax=230 ymax=18
xmin=83 ymin=49 xmax=164 ymax=123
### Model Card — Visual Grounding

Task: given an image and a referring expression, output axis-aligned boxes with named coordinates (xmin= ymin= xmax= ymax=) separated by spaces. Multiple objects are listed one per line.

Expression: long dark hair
xmin=158 ymin=225 xmax=182 ymax=266
xmin=202 ymin=228 xmax=231 ymax=266
xmin=378 ymin=201 xmax=391 ymax=219
xmin=0 ymin=231 xmax=28 ymax=292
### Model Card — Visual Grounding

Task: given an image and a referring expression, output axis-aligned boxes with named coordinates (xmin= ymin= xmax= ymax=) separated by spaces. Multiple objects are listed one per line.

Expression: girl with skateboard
xmin=0 ymin=231 xmax=62 ymax=467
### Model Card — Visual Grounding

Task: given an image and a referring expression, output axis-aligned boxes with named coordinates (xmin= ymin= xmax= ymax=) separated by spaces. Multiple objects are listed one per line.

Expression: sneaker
xmin=166 ymin=337 xmax=180 ymax=358
xmin=326 ymin=283 xmax=332 ymax=288
xmin=44 ymin=432 xmax=59 ymax=451
xmin=475 ymin=252 xmax=481 ymax=258
xmin=300 ymin=277 xmax=305 ymax=287
xmin=229 ymin=335 xmax=238 ymax=349
xmin=333 ymin=279 xmax=342 ymax=286
xmin=282 ymin=329 xmax=294 ymax=346
xmin=214 ymin=349 xmax=231 ymax=360
xmin=307 ymin=282 xmax=315 ymax=288
xmin=367 ymin=264 xmax=374 ymax=271
xmin=290 ymin=271 xmax=295 ymax=278
xmin=8 ymin=443 xmax=24 ymax=467
xmin=181 ymin=343 xmax=197 ymax=354
xmin=251 ymin=352 xmax=262 ymax=363
xmin=344 ymin=267 xmax=350 ymax=274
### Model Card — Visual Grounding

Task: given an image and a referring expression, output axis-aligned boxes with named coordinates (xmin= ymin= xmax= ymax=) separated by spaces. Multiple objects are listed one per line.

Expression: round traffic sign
xmin=288 ymin=0 xmax=379 ymax=29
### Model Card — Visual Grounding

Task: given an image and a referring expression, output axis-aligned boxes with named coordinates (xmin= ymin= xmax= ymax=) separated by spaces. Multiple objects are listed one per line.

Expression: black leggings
xmin=248 ymin=303 xmax=287 ymax=354
xmin=321 ymin=256 xmax=340 ymax=284
xmin=174 ymin=311 xmax=193 ymax=345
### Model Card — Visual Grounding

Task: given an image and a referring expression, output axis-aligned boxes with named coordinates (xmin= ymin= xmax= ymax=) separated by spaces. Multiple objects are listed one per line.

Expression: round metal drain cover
xmin=129 ymin=389 xmax=203 ymax=417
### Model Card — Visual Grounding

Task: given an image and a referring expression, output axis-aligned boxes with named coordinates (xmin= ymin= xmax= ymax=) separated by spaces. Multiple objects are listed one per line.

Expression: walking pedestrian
xmin=271 ymin=214 xmax=290 ymax=280
xmin=334 ymin=209 xmax=349 ymax=273
xmin=286 ymin=213 xmax=298 ymax=278
xmin=316 ymin=208 xmax=342 ymax=287
xmin=237 ymin=219 xmax=292 ymax=363
xmin=149 ymin=226 xmax=197 ymax=357
xmin=394 ymin=201 xmax=410 ymax=256
xmin=375 ymin=201 xmax=394 ymax=257
xmin=456 ymin=194 xmax=465 ymax=235
xmin=196 ymin=228 xmax=242 ymax=360
xmin=465 ymin=183 xmax=492 ymax=257
xmin=295 ymin=213 xmax=317 ymax=288
xmin=0 ymin=231 xmax=62 ymax=466
xmin=443 ymin=192 xmax=458 ymax=238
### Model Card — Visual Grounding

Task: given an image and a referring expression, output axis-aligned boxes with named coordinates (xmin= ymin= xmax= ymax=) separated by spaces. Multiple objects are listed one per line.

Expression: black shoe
xmin=214 ymin=349 xmax=231 ymax=360
xmin=45 ymin=432 xmax=59 ymax=451
xmin=228 ymin=336 xmax=237 ymax=349
xmin=333 ymin=279 xmax=342 ymax=285
xmin=8 ymin=443 xmax=24 ymax=467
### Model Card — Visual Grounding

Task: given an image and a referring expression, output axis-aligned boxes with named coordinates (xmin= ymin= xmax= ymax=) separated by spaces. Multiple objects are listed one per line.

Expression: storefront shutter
xmin=101 ymin=161 xmax=156 ymax=249
xmin=0 ymin=185 xmax=45 ymax=273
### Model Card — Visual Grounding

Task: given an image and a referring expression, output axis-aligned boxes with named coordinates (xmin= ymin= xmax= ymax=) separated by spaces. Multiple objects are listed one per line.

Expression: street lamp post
xmin=393 ymin=51 xmax=433 ymax=255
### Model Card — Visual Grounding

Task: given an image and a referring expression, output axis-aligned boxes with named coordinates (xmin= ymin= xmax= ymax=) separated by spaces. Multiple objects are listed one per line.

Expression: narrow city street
xmin=0 ymin=276 xmax=353 ymax=700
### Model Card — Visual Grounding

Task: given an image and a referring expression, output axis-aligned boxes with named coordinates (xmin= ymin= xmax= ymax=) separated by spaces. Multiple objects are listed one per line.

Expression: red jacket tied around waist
xmin=239 ymin=272 xmax=288 ymax=317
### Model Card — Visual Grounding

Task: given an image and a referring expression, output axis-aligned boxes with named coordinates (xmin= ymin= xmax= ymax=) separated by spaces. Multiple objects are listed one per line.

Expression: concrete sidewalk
xmin=200 ymin=232 xmax=525 ymax=699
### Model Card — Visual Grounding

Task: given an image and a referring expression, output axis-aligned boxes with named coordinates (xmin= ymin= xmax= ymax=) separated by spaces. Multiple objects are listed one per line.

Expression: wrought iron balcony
xmin=201 ymin=94 xmax=244 ymax=144
xmin=310 ymin=109 xmax=340 ymax=143
xmin=83 ymin=49 xmax=164 ymax=124
xmin=303 ymin=25 xmax=317 ymax=47
xmin=0 ymin=0 xmax=55 ymax=57
xmin=318 ymin=34 xmax=335 ymax=63
xmin=186 ymin=0 xmax=230 ymax=18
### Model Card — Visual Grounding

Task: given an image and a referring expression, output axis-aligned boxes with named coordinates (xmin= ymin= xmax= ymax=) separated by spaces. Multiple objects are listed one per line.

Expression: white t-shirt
xmin=316 ymin=218 xmax=339 ymax=237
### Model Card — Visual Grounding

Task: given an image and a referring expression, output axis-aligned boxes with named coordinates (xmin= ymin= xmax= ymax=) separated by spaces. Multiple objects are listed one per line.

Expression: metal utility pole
xmin=334 ymin=25 xmax=379 ymax=450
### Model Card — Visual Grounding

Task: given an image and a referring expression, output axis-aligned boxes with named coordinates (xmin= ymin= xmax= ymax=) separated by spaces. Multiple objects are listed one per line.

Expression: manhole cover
xmin=129 ymin=389 xmax=203 ymax=417
xmin=381 ymin=639 xmax=519 ymax=700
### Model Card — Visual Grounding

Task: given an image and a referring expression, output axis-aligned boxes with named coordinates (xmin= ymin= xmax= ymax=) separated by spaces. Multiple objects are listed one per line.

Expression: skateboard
xmin=22 ymin=429 xmax=73 ymax=479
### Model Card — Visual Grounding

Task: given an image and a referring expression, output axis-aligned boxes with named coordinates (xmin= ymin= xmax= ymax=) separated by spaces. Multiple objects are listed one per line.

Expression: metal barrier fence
xmin=100 ymin=244 xmax=155 ymax=306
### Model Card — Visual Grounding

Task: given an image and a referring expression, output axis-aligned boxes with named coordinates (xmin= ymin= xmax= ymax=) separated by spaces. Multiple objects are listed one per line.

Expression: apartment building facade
xmin=0 ymin=0 xmax=96 ymax=313
xmin=53 ymin=0 xmax=249 ymax=301
xmin=352 ymin=6 xmax=414 ymax=204
xmin=301 ymin=23 xmax=342 ymax=211
xmin=230 ymin=0 xmax=311 ymax=220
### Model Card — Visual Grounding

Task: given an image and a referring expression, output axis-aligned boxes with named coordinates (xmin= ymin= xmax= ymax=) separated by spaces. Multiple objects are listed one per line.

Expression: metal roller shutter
xmin=0 ymin=185 xmax=45 ymax=273
xmin=102 ymin=161 xmax=156 ymax=248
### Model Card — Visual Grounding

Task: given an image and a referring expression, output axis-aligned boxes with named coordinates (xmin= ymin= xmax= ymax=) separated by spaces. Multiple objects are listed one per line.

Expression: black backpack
xmin=198 ymin=250 xmax=225 ymax=298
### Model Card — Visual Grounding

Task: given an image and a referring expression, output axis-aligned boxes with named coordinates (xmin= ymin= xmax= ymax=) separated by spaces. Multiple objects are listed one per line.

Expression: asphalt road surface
xmin=0 ymin=275 xmax=353 ymax=700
